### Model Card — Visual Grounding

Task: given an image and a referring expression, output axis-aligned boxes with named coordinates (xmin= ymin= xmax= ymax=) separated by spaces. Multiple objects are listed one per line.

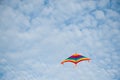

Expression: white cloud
xmin=94 ymin=10 xmax=105 ymax=20
xmin=97 ymin=0 xmax=110 ymax=8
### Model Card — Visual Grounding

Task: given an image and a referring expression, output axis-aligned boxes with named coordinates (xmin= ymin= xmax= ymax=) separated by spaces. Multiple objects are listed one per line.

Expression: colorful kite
xmin=61 ymin=53 xmax=91 ymax=66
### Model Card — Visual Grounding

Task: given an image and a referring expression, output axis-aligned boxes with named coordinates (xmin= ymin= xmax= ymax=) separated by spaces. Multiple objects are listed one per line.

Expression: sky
xmin=0 ymin=0 xmax=120 ymax=80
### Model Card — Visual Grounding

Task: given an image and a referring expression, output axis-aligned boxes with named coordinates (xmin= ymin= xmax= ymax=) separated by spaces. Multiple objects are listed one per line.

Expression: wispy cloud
xmin=0 ymin=0 xmax=120 ymax=80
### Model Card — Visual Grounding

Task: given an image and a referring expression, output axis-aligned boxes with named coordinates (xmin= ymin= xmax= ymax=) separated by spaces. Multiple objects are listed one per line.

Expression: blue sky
xmin=0 ymin=0 xmax=120 ymax=80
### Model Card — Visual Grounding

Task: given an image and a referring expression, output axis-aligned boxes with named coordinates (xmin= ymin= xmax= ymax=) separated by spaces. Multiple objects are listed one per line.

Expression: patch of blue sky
xmin=43 ymin=0 xmax=49 ymax=6
xmin=111 ymin=0 xmax=120 ymax=12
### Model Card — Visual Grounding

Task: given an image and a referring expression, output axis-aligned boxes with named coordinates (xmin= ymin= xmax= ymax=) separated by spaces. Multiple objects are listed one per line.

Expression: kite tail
xmin=75 ymin=64 xmax=77 ymax=67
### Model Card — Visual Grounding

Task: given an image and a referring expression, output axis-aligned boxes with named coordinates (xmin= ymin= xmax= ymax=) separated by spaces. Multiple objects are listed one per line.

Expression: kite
xmin=61 ymin=53 xmax=91 ymax=66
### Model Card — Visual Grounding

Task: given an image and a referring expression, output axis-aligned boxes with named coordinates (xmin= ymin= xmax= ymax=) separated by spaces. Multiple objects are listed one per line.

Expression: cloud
xmin=0 ymin=0 xmax=120 ymax=80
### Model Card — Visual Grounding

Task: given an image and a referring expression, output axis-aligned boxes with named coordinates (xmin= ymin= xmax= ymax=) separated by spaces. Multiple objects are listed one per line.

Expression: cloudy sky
xmin=0 ymin=0 xmax=120 ymax=80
